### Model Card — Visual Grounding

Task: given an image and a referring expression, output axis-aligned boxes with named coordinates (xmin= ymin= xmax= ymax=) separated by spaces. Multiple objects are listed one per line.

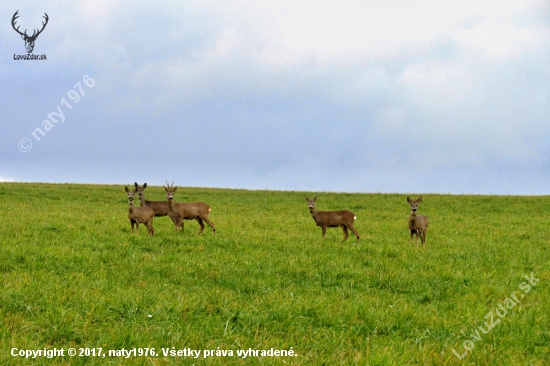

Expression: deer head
xmin=125 ymin=186 xmax=137 ymax=203
xmin=305 ymin=195 xmax=318 ymax=211
xmin=134 ymin=182 xmax=147 ymax=199
xmin=164 ymin=181 xmax=177 ymax=200
xmin=407 ymin=196 xmax=422 ymax=213
xmin=12 ymin=11 xmax=49 ymax=53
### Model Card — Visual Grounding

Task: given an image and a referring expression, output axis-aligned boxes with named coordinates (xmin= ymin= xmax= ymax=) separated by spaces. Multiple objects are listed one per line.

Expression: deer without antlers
xmin=125 ymin=186 xmax=155 ymax=236
xmin=12 ymin=11 xmax=49 ymax=53
xmin=164 ymin=181 xmax=216 ymax=235
xmin=305 ymin=196 xmax=360 ymax=243
xmin=407 ymin=196 xmax=429 ymax=246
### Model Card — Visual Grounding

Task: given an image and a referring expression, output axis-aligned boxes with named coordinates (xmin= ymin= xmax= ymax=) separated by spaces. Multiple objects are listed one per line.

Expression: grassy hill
xmin=0 ymin=182 xmax=548 ymax=365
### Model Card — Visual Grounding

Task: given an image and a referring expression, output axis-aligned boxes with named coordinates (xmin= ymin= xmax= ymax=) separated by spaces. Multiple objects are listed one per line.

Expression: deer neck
xmin=128 ymin=199 xmax=136 ymax=213
xmin=167 ymin=197 xmax=176 ymax=213
xmin=309 ymin=207 xmax=318 ymax=219
xmin=409 ymin=211 xmax=419 ymax=224
xmin=138 ymin=195 xmax=147 ymax=207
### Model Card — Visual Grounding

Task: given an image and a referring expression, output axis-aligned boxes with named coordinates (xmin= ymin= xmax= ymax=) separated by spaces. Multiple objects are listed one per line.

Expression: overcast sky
xmin=1 ymin=1 xmax=549 ymax=194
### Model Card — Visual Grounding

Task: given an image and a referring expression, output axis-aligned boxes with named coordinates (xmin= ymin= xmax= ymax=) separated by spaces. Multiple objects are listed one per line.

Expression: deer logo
xmin=11 ymin=11 xmax=49 ymax=54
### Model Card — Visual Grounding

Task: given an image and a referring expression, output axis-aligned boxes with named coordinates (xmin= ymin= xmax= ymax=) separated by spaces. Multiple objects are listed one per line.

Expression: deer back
xmin=145 ymin=199 xmax=171 ymax=216
xmin=314 ymin=209 xmax=356 ymax=227
xmin=175 ymin=202 xmax=211 ymax=219
xmin=129 ymin=205 xmax=155 ymax=222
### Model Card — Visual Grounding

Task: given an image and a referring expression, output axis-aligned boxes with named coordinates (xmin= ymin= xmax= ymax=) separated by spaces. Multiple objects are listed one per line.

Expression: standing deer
xmin=164 ymin=181 xmax=216 ymax=235
xmin=407 ymin=196 xmax=429 ymax=246
xmin=125 ymin=186 xmax=155 ymax=236
xmin=135 ymin=182 xmax=179 ymax=230
xmin=305 ymin=196 xmax=360 ymax=242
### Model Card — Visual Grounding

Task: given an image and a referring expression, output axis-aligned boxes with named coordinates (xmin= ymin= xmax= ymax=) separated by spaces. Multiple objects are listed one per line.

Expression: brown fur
xmin=125 ymin=186 xmax=155 ymax=236
xmin=164 ymin=182 xmax=216 ymax=235
xmin=135 ymin=183 xmax=171 ymax=216
xmin=305 ymin=195 xmax=360 ymax=243
xmin=135 ymin=182 xmax=179 ymax=230
xmin=407 ymin=196 xmax=429 ymax=246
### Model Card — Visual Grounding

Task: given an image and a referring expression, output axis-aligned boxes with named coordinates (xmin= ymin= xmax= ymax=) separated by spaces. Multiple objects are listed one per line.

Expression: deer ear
xmin=417 ymin=196 xmax=422 ymax=202
xmin=143 ymin=183 xmax=147 ymax=188
xmin=125 ymin=186 xmax=129 ymax=192
xmin=407 ymin=196 xmax=412 ymax=203
xmin=305 ymin=196 xmax=309 ymax=201
xmin=313 ymin=196 xmax=317 ymax=201
xmin=173 ymin=186 xmax=177 ymax=192
xmin=134 ymin=182 xmax=138 ymax=188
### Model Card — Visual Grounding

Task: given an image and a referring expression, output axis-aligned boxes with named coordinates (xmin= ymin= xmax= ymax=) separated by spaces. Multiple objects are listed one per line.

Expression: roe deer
xmin=407 ymin=196 xmax=429 ymax=246
xmin=125 ymin=186 xmax=155 ymax=236
xmin=135 ymin=182 xmax=178 ymax=230
xmin=305 ymin=196 xmax=360 ymax=242
xmin=164 ymin=181 xmax=216 ymax=235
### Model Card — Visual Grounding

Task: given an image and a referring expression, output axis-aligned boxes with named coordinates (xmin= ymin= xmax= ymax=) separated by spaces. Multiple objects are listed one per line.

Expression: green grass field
xmin=1 ymin=182 xmax=549 ymax=365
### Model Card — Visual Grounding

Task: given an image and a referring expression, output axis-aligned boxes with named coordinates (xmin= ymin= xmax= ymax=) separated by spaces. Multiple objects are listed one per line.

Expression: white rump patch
xmin=354 ymin=216 xmax=357 ymax=220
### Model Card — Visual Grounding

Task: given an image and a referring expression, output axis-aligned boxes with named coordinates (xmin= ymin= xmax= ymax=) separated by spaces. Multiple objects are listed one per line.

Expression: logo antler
xmin=12 ymin=10 xmax=49 ymax=54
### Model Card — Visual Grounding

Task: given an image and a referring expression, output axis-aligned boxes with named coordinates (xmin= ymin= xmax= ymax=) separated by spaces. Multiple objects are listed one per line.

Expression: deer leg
xmin=341 ymin=226 xmax=349 ymax=242
xmin=169 ymin=214 xmax=178 ymax=229
xmin=203 ymin=217 xmax=216 ymax=235
xmin=130 ymin=220 xmax=135 ymax=234
xmin=196 ymin=218 xmax=205 ymax=235
xmin=410 ymin=230 xmax=414 ymax=245
xmin=350 ymin=226 xmax=360 ymax=242
xmin=146 ymin=219 xmax=154 ymax=236
xmin=175 ymin=216 xmax=183 ymax=232
xmin=321 ymin=226 xmax=327 ymax=239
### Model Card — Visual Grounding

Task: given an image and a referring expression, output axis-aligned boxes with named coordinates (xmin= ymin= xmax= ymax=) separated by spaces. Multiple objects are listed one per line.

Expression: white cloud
xmin=1 ymin=0 xmax=549 ymax=193
xmin=454 ymin=19 xmax=542 ymax=63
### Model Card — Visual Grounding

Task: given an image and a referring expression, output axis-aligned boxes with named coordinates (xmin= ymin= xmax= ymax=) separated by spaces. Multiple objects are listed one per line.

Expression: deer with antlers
xmin=12 ymin=11 xmax=49 ymax=53
xmin=164 ymin=181 xmax=216 ymax=235
xmin=135 ymin=182 xmax=179 ymax=230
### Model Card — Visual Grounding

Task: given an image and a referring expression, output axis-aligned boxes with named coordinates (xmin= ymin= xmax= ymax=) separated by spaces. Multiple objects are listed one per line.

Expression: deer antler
xmin=32 ymin=13 xmax=49 ymax=39
xmin=11 ymin=11 xmax=48 ymax=40
xmin=11 ymin=11 xmax=26 ymax=37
